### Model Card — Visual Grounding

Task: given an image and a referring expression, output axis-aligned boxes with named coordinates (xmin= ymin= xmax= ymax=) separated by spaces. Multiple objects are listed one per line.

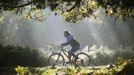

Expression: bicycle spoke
xmin=76 ymin=52 xmax=90 ymax=66
xmin=48 ymin=53 xmax=65 ymax=66
xmin=56 ymin=55 xmax=60 ymax=62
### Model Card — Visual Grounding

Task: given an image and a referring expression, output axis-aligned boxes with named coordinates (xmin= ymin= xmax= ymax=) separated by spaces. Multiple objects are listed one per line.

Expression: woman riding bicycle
xmin=61 ymin=31 xmax=80 ymax=62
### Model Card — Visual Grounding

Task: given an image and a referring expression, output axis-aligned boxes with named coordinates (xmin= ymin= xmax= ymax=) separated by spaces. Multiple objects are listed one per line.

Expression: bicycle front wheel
xmin=48 ymin=53 xmax=65 ymax=66
xmin=76 ymin=52 xmax=91 ymax=66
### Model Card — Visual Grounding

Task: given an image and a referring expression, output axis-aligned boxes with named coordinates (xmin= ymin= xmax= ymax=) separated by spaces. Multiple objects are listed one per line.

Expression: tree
xmin=0 ymin=0 xmax=134 ymax=22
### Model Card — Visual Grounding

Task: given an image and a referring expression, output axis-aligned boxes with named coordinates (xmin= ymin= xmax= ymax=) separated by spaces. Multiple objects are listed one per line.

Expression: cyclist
xmin=61 ymin=31 xmax=80 ymax=62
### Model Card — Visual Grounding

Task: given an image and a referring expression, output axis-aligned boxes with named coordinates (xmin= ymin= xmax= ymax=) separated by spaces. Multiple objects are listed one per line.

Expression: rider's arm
xmin=61 ymin=36 xmax=73 ymax=46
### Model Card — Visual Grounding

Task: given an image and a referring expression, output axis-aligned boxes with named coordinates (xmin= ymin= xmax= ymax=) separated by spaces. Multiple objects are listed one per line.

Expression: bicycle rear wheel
xmin=48 ymin=53 xmax=65 ymax=66
xmin=76 ymin=52 xmax=90 ymax=66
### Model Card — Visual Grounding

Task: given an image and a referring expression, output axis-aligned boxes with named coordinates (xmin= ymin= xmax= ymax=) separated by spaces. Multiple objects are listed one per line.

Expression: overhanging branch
xmin=0 ymin=1 xmax=36 ymax=9
xmin=67 ymin=0 xmax=82 ymax=12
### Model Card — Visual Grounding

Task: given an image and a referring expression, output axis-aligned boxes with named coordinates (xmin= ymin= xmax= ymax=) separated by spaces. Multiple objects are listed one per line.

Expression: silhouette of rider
xmin=61 ymin=31 xmax=80 ymax=62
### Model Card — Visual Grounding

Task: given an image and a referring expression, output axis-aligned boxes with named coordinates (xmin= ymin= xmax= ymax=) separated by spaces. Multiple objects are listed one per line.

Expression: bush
xmin=0 ymin=44 xmax=48 ymax=67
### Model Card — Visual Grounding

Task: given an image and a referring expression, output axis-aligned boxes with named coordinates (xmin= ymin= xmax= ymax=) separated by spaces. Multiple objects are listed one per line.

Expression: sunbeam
xmin=0 ymin=8 xmax=134 ymax=66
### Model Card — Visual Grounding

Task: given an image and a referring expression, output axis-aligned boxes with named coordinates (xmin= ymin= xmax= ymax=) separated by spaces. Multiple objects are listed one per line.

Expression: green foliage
xmin=43 ymin=68 xmax=56 ymax=75
xmin=15 ymin=66 xmax=29 ymax=75
xmin=93 ymin=58 xmax=134 ymax=75
xmin=96 ymin=0 xmax=134 ymax=21
xmin=14 ymin=58 xmax=134 ymax=75
xmin=78 ymin=67 xmax=93 ymax=75
xmin=66 ymin=66 xmax=77 ymax=75
xmin=0 ymin=0 xmax=134 ymax=22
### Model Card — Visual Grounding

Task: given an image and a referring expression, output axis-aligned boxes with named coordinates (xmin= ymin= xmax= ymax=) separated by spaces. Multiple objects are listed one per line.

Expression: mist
xmin=0 ymin=8 xmax=134 ymax=49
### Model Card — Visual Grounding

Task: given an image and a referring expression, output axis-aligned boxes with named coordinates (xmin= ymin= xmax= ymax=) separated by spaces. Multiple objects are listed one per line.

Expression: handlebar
xmin=58 ymin=46 xmax=67 ymax=52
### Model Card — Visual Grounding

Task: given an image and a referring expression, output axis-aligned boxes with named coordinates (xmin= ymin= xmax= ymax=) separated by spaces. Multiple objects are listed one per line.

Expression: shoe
xmin=66 ymin=61 xmax=70 ymax=64
xmin=75 ymin=56 xmax=78 ymax=59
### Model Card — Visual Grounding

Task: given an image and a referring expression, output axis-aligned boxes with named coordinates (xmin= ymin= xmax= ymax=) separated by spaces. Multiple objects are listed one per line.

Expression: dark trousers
xmin=68 ymin=46 xmax=80 ymax=61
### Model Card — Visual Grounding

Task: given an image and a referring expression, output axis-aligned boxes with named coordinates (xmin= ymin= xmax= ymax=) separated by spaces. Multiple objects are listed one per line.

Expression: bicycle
xmin=48 ymin=47 xmax=91 ymax=66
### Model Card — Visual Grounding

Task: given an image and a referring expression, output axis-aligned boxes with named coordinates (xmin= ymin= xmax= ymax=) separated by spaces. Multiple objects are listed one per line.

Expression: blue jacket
xmin=62 ymin=35 xmax=80 ymax=48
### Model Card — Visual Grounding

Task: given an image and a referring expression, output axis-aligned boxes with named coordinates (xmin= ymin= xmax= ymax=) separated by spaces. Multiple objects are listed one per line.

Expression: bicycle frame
xmin=60 ymin=48 xmax=69 ymax=60
xmin=60 ymin=48 xmax=77 ymax=61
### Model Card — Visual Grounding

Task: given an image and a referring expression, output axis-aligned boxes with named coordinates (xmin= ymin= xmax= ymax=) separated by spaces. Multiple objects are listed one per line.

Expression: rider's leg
xmin=68 ymin=46 xmax=80 ymax=61
xmin=68 ymin=50 xmax=74 ymax=61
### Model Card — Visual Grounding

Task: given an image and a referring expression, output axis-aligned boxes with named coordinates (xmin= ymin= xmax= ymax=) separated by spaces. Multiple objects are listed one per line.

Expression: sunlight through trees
xmin=0 ymin=0 xmax=134 ymax=22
